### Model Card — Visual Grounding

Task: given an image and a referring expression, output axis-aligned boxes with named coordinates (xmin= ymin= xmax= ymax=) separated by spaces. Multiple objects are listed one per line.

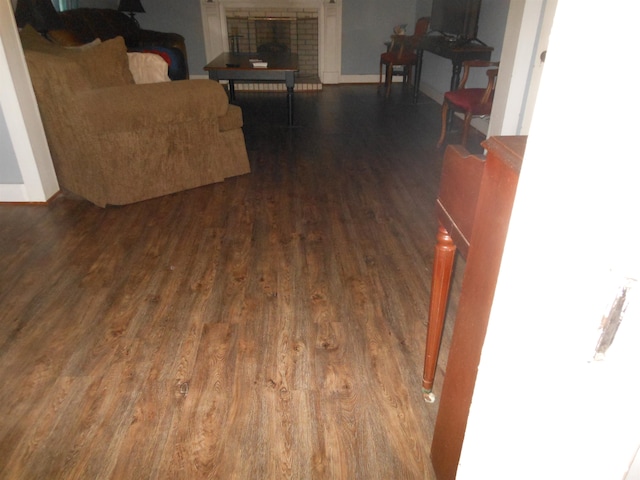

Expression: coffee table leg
xmin=228 ymin=80 xmax=236 ymax=102
xmin=286 ymin=86 xmax=294 ymax=126
xmin=285 ymin=72 xmax=295 ymax=126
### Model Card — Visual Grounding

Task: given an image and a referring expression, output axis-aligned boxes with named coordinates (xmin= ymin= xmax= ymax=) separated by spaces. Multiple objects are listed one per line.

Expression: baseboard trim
xmin=339 ymin=74 xmax=405 ymax=84
xmin=0 ymin=184 xmax=29 ymax=202
xmin=0 ymin=184 xmax=59 ymax=204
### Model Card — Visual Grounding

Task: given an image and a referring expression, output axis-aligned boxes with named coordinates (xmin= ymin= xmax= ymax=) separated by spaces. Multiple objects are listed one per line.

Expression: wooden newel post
xmin=422 ymin=224 xmax=456 ymax=393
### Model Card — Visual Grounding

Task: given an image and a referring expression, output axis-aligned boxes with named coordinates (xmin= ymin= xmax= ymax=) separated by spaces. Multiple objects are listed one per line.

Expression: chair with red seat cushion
xmin=379 ymin=17 xmax=430 ymax=98
xmin=437 ymin=60 xmax=500 ymax=148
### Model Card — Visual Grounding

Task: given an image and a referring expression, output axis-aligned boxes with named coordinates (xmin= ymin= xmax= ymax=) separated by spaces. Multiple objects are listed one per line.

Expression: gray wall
xmin=339 ymin=0 xmax=509 ymax=100
xmin=341 ymin=0 xmax=417 ymax=75
xmin=67 ymin=0 xmax=508 ymax=91
xmin=416 ymin=0 xmax=432 ymax=18
xmin=0 ymin=110 xmax=23 ymax=184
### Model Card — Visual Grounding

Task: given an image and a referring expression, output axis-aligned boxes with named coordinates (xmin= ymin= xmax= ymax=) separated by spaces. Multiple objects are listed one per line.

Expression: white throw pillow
xmin=127 ymin=52 xmax=171 ymax=84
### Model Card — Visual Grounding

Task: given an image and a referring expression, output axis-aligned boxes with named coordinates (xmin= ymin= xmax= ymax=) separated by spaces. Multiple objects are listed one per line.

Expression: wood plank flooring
xmin=0 ymin=85 xmax=480 ymax=479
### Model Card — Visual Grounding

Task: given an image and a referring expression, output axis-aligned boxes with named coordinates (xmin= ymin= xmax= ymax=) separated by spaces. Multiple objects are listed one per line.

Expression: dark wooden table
xmin=204 ymin=52 xmax=299 ymax=126
xmin=413 ymin=35 xmax=493 ymax=103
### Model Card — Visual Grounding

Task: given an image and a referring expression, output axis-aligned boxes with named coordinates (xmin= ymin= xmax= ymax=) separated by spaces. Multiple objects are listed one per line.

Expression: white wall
xmin=488 ymin=0 xmax=557 ymax=138
xmin=0 ymin=0 xmax=59 ymax=202
xmin=456 ymin=2 xmax=640 ymax=479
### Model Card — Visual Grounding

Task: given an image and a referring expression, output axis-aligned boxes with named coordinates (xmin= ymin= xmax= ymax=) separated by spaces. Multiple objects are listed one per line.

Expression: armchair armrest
xmin=458 ymin=60 xmax=500 ymax=90
xmin=482 ymin=69 xmax=499 ymax=104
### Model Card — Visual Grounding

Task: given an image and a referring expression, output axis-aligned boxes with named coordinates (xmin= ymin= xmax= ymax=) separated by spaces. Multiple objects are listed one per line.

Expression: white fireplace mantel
xmin=199 ymin=0 xmax=342 ymax=84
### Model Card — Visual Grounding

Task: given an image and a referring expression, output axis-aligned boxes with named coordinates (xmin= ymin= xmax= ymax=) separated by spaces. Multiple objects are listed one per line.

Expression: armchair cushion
xmin=68 ymin=36 xmax=134 ymax=88
xmin=21 ymin=25 xmax=134 ymax=88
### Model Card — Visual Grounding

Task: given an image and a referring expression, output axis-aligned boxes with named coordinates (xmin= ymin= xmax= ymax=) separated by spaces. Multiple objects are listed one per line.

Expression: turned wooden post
xmin=421 ymin=144 xmax=485 ymax=400
xmin=422 ymin=224 xmax=456 ymax=394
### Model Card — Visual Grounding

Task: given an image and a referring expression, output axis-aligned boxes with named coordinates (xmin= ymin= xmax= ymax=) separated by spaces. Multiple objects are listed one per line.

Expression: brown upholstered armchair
xmin=20 ymin=26 xmax=250 ymax=207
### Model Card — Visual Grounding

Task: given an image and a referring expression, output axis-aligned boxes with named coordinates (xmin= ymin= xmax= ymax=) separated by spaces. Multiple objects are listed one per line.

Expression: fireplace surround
xmin=199 ymin=0 xmax=341 ymax=89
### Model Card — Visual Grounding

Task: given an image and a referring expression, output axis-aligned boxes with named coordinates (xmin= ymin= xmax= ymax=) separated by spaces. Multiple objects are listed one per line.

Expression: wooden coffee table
xmin=204 ymin=52 xmax=299 ymax=126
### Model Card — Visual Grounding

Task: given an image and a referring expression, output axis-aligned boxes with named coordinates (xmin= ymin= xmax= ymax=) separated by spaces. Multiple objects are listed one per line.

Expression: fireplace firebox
xmin=226 ymin=12 xmax=318 ymax=78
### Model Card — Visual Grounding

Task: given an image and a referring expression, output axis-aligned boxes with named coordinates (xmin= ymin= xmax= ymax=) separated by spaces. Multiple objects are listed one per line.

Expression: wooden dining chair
xmin=379 ymin=17 xmax=430 ymax=98
xmin=437 ymin=60 xmax=500 ymax=148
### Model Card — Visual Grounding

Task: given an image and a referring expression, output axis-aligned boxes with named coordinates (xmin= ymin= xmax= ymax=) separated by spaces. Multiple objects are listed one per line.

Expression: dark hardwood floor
xmin=0 ymin=84 xmax=480 ymax=479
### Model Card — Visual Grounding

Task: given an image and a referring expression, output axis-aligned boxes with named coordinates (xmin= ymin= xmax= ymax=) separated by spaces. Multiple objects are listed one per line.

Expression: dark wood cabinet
xmin=424 ymin=136 xmax=526 ymax=480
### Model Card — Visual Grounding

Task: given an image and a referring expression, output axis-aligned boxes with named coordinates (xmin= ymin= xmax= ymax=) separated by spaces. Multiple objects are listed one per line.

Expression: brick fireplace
xmin=226 ymin=14 xmax=318 ymax=78
xmin=199 ymin=0 xmax=342 ymax=90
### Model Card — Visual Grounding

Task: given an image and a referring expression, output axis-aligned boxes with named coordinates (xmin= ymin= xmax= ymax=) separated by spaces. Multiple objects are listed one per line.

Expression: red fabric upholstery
xmin=444 ymin=89 xmax=494 ymax=116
